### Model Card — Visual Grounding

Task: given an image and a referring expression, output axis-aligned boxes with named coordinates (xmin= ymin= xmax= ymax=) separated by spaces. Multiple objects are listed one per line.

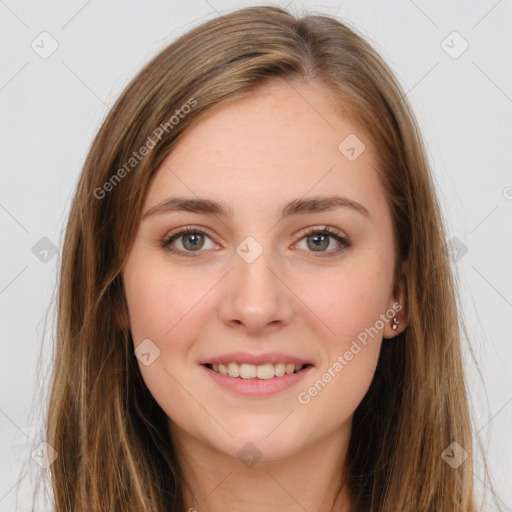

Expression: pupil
xmin=184 ymin=233 xmax=204 ymax=250
xmin=308 ymin=234 xmax=328 ymax=251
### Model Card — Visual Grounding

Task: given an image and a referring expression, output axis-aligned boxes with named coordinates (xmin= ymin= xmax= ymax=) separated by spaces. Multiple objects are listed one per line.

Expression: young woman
xmin=40 ymin=5 xmax=499 ymax=511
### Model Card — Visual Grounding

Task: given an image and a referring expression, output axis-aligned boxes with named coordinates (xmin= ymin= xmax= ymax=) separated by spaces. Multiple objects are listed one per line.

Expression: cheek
xmin=123 ymin=258 xmax=211 ymax=343
xmin=293 ymin=262 xmax=389 ymax=412
xmin=122 ymin=258 xmax=212 ymax=424
xmin=297 ymin=260 xmax=391 ymax=348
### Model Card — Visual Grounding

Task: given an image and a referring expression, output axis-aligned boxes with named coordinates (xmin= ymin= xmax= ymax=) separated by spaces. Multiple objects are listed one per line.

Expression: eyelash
xmin=161 ymin=225 xmax=351 ymax=259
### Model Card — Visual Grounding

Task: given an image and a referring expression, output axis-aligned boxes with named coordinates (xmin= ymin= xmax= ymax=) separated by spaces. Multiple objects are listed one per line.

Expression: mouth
xmin=202 ymin=362 xmax=313 ymax=380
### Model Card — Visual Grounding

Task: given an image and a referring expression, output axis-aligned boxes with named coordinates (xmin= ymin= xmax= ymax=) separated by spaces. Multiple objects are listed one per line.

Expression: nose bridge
xmin=217 ymin=235 xmax=293 ymax=334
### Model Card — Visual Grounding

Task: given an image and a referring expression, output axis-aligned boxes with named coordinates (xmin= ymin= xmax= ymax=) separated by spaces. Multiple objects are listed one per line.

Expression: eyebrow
xmin=142 ymin=195 xmax=371 ymax=220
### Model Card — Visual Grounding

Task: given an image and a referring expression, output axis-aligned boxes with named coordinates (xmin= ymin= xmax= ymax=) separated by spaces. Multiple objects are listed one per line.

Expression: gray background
xmin=0 ymin=0 xmax=511 ymax=510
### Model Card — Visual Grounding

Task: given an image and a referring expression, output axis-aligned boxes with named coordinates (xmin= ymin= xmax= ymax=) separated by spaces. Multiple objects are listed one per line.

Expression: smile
xmin=201 ymin=362 xmax=313 ymax=397
xmin=204 ymin=362 xmax=310 ymax=379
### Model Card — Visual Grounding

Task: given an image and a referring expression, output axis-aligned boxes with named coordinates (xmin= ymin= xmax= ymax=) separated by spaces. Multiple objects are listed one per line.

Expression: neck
xmin=169 ymin=420 xmax=354 ymax=512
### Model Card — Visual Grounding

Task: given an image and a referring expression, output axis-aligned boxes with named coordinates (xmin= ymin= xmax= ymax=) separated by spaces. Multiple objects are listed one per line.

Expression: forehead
xmin=144 ymin=81 xmax=386 ymax=219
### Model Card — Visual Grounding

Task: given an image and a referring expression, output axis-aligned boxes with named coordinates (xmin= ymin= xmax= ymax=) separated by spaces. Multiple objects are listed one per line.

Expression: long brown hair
xmin=32 ymin=5 xmax=500 ymax=511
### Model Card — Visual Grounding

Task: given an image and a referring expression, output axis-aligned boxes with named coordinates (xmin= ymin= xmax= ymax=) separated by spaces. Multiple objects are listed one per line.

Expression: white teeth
xmin=227 ymin=362 xmax=240 ymax=378
xmin=240 ymin=363 xmax=257 ymax=379
xmin=274 ymin=363 xmax=286 ymax=377
xmin=256 ymin=363 xmax=274 ymax=380
xmin=209 ymin=362 xmax=307 ymax=379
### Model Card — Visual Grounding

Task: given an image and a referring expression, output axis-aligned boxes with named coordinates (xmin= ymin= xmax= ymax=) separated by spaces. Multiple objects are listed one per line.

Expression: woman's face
xmin=122 ymin=80 xmax=406 ymax=462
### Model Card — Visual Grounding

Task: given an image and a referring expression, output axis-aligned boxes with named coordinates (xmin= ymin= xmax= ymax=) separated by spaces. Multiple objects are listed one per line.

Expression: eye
xmin=161 ymin=224 xmax=350 ymax=258
xmin=294 ymin=225 xmax=351 ymax=257
xmin=161 ymin=226 xmax=218 ymax=257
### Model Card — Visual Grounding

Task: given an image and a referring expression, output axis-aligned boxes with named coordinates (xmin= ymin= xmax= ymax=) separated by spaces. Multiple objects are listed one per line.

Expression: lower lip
xmin=201 ymin=364 xmax=313 ymax=397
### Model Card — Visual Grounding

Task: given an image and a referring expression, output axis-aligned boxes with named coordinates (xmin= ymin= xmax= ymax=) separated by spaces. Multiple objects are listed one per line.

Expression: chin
xmin=221 ymin=430 xmax=305 ymax=463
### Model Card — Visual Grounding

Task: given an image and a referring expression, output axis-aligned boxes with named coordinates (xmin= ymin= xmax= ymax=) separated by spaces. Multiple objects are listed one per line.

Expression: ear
xmin=383 ymin=259 xmax=409 ymax=339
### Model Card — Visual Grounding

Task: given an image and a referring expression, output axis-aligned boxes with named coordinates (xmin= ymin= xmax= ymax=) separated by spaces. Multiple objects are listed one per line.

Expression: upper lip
xmin=199 ymin=351 xmax=313 ymax=367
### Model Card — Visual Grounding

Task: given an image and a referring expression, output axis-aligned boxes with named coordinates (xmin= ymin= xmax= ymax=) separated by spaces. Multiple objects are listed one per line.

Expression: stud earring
xmin=391 ymin=317 xmax=399 ymax=331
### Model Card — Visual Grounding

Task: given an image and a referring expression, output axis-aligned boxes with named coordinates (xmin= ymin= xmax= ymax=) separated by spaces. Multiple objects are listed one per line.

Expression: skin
xmin=122 ymin=79 xmax=408 ymax=512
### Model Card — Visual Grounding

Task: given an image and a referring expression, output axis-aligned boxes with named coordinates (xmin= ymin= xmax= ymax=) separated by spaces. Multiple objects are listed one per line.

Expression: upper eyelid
xmin=163 ymin=225 xmax=217 ymax=243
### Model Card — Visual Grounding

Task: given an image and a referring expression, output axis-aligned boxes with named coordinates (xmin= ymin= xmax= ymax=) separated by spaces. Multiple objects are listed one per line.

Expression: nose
xmin=217 ymin=245 xmax=294 ymax=336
